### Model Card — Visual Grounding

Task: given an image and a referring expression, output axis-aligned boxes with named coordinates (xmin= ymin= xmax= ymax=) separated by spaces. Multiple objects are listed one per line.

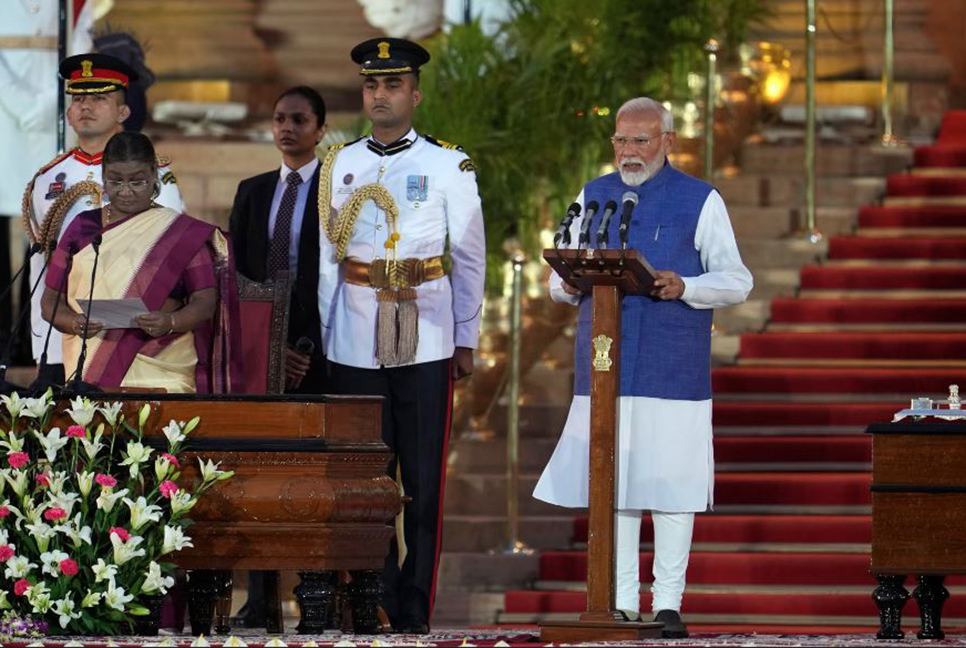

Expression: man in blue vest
xmin=533 ymin=97 xmax=753 ymax=638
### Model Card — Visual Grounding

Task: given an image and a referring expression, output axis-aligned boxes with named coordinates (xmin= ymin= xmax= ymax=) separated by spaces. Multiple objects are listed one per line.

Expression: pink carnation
xmin=59 ymin=558 xmax=78 ymax=577
xmin=95 ymin=474 xmax=117 ymax=488
xmin=35 ymin=473 xmax=50 ymax=487
xmin=43 ymin=507 xmax=66 ymax=522
xmin=0 ymin=505 xmax=11 ymax=519
xmin=159 ymin=480 xmax=179 ymax=499
xmin=0 ymin=545 xmax=13 ymax=562
xmin=14 ymin=578 xmax=30 ymax=596
xmin=110 ymin=527 xmax=130 ymax=542
xmin=66 ymin=425 xmax=86 ymax=438
xmin=162 ymin=453 xmax=180 ymax=468
xmin=7 ymin=452 xmax=28 ymax=469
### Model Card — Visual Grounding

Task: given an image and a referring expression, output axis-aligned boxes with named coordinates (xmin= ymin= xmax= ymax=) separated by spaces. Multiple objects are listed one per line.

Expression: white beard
xmin=619 ymin=156 xmax=664 ymax=186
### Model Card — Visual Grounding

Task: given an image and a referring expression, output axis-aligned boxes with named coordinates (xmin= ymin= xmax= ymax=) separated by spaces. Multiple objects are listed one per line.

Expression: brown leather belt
xmin=343 ymin=256 xmax=445 ymax=289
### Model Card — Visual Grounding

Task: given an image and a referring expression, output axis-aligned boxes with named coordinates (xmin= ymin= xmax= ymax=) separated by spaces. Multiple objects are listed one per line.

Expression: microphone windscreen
xmin=622 ymin=191 xmax=639 ymax=206
xmin=93 ymin=234 xmax=103 ymax=248
xmin=586 ymin=200 xmax=600 ymax=213
xmin=604 ymin=200 xmax=618 ymax=212
xmin=67 ymin=243 xmax=79 ymax=255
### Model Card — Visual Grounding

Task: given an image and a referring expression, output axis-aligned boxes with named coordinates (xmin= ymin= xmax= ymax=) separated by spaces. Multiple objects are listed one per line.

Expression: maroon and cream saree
xmin=45 ymin=206 xmax=243 ymax=393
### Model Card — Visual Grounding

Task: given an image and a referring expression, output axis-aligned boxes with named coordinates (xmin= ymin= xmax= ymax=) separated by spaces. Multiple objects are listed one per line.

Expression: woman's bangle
xmin=168 ymin=312 xmax=177 ymax=335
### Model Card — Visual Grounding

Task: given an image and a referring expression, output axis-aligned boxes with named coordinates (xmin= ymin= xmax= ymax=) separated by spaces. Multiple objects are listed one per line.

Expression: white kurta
xmin=27 ymin=151 xmax=185 ymax=363
xmin=318 ymin=129 xmax=486 ymax=369
xmin=532 ymin=189 xmax=753 ymax=512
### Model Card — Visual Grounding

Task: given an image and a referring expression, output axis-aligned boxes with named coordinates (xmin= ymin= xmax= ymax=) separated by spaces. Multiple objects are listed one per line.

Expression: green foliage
xmin=411 ymin=0 xmax=769 ymax=287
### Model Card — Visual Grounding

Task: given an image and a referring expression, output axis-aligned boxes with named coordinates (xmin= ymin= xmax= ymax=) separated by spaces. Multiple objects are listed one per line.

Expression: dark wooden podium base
xmin=540 ymin=616 xmax=664 ymax=642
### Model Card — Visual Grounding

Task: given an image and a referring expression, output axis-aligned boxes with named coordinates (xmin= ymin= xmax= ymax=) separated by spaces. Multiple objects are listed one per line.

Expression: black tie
xmin=268 ymin=171 xmax=302 ymax=278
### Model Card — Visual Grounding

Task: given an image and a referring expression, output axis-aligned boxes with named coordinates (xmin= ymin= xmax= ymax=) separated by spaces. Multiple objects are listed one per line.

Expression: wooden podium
xmin=539 ymin=248 xmax=664 ymax=642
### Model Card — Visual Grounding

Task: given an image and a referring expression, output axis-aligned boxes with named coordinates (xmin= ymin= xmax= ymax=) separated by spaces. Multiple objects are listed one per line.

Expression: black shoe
xmin=396 ymin=621 xmax=430 ymax=634
xmin=654 ymin=609 xmax=688 ymax=638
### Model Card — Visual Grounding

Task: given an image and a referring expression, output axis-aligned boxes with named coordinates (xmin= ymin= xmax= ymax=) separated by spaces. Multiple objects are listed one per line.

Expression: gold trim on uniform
xmin=360 ymin=66 xmax=413 ymax=76
xmin=459 ymin=159 xmax=477 ymax=173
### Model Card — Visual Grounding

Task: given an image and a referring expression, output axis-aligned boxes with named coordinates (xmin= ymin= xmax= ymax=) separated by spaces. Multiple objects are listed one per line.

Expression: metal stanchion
xmin=880 ymin=0 xmax=902 ymax=146
xmin=500 ymin=252 xmax=532 ymax=555
xmin=704 ymin=39 xmax=719 ymax=183
xmin=803 ymin=0 xmax=822 ymax=242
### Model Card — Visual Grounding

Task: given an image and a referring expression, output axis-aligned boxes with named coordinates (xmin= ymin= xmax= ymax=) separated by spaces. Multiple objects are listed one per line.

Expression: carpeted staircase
xmin=493 ymin=112 xmax=966 ymax=634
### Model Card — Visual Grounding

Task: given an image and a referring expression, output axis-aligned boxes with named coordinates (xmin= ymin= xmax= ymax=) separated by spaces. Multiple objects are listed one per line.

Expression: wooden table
xmin=55 ymin=394 xmax=400 ymax=635
xmin=868 ymin=419 xmax=966 ymax=639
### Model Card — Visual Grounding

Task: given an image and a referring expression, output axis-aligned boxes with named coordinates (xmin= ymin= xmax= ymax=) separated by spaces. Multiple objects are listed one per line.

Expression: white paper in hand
xmin=75 ymin=298 xmax=149 ymax=329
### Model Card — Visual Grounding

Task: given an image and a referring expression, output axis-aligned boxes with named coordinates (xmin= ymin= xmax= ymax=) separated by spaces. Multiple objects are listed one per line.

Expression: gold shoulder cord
xmin=318 ymin=147 xmax=401 ymax=264
xmin=34 ymin=181 xmax=104 ymax=256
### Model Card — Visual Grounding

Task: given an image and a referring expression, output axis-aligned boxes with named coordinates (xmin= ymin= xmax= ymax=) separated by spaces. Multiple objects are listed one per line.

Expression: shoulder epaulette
xmin=156 ymin=154 xmax=172 ymax=168
xmin=424 ymin=135 xmax=464 ymax=151
xmin=328 ymin=137 xmax=363 ymax=152
xmin=37 ymin=150 xmax=72 ymax=177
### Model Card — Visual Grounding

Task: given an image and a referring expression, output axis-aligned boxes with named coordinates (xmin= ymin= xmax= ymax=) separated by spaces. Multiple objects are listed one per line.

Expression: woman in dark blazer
xmin=229 ymin=86 xmax=327 ymax=393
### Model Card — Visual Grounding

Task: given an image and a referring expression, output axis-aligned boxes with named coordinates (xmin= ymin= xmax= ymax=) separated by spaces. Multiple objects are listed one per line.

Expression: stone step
xmin=713 ymin=300 xmax=771 ymax=336
xmin=737 ymin=239 xmax=827 ymax=270
xmin=738 ymin=144 xmax=913 ymax=177
xmin=440 ymin=515 xmax=573 ymax=553
xmin=718 ymin=176 xmax=884 ymax=209
xmin=730 ymin=206 xmax=857 ymax=239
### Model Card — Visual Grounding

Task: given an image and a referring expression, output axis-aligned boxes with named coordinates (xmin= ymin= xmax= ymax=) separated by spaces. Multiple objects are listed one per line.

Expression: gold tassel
xmin=395 ymin=289 xmax=418 ymax=365
xmin=376 ymin=289 xmax=397 ymax=366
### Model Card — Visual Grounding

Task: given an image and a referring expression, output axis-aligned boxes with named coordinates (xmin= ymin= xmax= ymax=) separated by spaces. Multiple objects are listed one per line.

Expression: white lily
xmin=154 ymin=455 xmax=175 ymax=481
xmin=27 ymin=580 xmax=51 ymax=613
xmin=141 ymin=561 xmax=175 ymax=595
xmin=161 ymin=525 xmax=193 ymax=554
xmin=96 ymin=487 xmax=129 ymax=513
xmin=1 ymin=393 xmax=23 ymax=417
xmin=53 ymin=595 xmax=81 ymax=628
xmin=81 ymin=588 xmax=102 ymax=607
xmin=111 ymin=532 xmax=146 ymax=565
xmin=138 ymin=403 xmax=151 ymax=429
xmin=0 ymin=431 xmax=25 ymax=453
xmin=98 ymin=402 xmax=124 ymax=427
xmin=40 ymin=549 xmax=69 ymax=578
xmin=104 ymin=579 xmax=134 ymax=611
xmin=55 ymin=514 xmax=92 ymax=548
xmin=76 ymin=471 xmax=95 ymax=498
xmin=80 ymin=428 xmax=105 ymax=463
xmin=20 ymin=392 xmax=53 ymax=419
xmin=32 ymin=427 xmax=69 ymax=463
xmin=124 ymin=496 xmax=162 ymax=531
xmin=162 ymin=420 xmax=186 ymax=449
xmin=120 ymin=441 xmax=153 ymax=479
xmin=47 ymin=491 xmax=79 ymax=519
xmin=66 ymin=396 xmax=97 ymax=427
xmin=0 ymin=528 xmax=7 ymax=545
xmin=4 ymin=467 xmax=28 ymax=498
xmin=169 ymin=490 xmax=196 ymax=515
xmin=46 ymin=470 xmax=70 ymax=496
xmin=4 ymin=555 xmax=36 ymax=579
xmin=92 ymin=558 xmax=117 ymax=583
xmin=25 ymin=521 xmax=56 ymax=553
xmin=198 ymin=457 xmax=234 ymax=483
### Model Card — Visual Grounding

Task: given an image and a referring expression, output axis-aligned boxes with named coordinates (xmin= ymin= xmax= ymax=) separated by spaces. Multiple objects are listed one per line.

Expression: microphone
xmin=295 ymin=336 xmax=315 ymax=357
xmin=0 ymin=242 xmax=54 ymax=393
xmin=618 ymin=191 xmax=639 ymax=250
xmin=31 ymin=242 xmax=76 ymax=394
xmin=577 ymin=201 xmax=599 ymax=249
xmin=70 ymin=234 xmax=103 ymax=394
xmin=0 ymin=243 xmax=41 ymax=313
xmin=595 ymin=200 xmax=618 ymax=248
xmin=553 ymin=203 xmax=581 ymax=247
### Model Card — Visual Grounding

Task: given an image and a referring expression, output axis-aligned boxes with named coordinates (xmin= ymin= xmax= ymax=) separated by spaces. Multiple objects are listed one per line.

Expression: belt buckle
xmin=369 ymin=259 xmax=388 ymax=288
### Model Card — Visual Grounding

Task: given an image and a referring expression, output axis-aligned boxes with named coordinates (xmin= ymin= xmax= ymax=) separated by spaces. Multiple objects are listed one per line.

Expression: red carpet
xmin=858 ymin=205 xmax=966 ymax=228
xmin=503 ymin=114 xmax=966 ymax=633
xmin=713 ymin=367 xmax=965 ymax=393
xmin=827 ymin=235 xmax=966 ymax=259
xmin=769 ymin=298 xmax=966 ymax=323
xmin=738 ymin=332 xmax=966 ymax=360
xmin=800 ymin=265 xmax=966 ymax=290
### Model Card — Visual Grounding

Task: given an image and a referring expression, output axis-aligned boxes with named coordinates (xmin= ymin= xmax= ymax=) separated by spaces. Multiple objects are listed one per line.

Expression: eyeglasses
xmin=105 ymin=179 xmax=151 ymax=192
xmin=610 ymin=133 xmax=672 ymax=148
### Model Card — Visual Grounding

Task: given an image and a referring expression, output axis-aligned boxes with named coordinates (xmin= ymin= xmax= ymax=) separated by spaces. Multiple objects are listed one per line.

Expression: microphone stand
xmin=0 ymin=242 xmax=56 ymax=395
xmin=29 ymin=242 xmax=75 ymax=395
xmin=68 ymin=234 xmax=103 ymax=395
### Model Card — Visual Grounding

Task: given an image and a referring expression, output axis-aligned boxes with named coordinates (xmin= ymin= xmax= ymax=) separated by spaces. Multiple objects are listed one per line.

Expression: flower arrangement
xmin=0 ymin=391 xmax=233 ymax=635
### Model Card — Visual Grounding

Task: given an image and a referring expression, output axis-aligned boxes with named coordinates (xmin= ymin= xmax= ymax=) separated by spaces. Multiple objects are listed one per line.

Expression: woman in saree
xmin=40 ymin=131 xmax=242 ymax=393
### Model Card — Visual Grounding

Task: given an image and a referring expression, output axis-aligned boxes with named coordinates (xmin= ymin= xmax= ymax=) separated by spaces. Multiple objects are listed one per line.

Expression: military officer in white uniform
xmin=23 ymin=53 xmax=184 ymax=386
xmin=318 ymin=38 xmax=485 ymax=633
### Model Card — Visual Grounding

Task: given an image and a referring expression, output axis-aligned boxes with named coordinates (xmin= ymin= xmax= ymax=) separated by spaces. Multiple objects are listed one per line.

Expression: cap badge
xmin=81 ymin=60 xmax=93 ymax=77
xmin=377 ymin=41 xmax=391 ymax=59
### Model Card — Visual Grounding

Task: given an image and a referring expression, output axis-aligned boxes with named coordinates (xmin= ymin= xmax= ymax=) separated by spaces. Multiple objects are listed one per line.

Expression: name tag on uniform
xmin=407 ymin=175 xmax=428 ymax=202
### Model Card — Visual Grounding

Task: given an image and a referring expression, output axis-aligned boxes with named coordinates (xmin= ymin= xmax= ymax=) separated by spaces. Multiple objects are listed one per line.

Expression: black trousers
xmin=329 ymin=358 xmax=453 ymax=626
